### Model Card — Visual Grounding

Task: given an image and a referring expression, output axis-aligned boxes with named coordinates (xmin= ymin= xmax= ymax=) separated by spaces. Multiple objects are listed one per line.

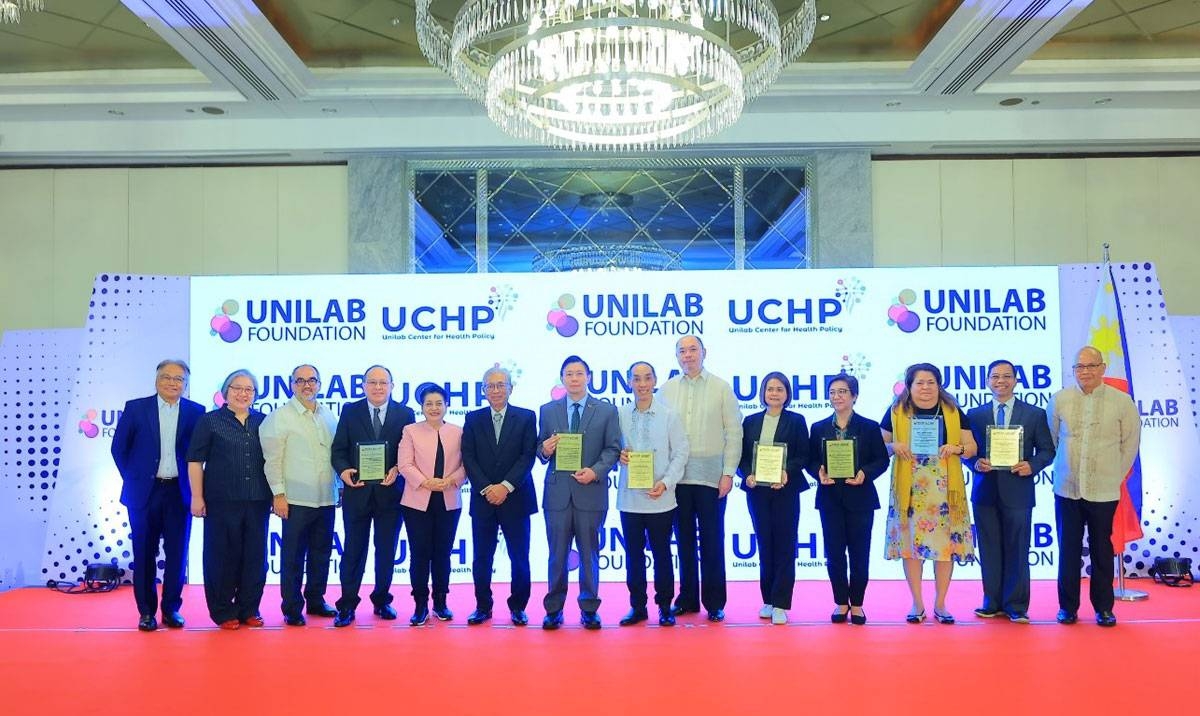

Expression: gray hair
xmin=291 ymin=364 xmax=320 ymax=382
xmin=156 ymin=359 xmax=190 ymax=377
xmin=481 ymin=365 xmax=513 ymax=387
xmin=221 ymin=369 xmax=259 ymax=401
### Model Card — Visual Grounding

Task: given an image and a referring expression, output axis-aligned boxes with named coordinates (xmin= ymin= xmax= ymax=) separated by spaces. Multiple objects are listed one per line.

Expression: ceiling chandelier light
xmin=0 ymin=0 xmax=43 ymax=24
xmin=416 ymin=0 xmax=817 ymax=150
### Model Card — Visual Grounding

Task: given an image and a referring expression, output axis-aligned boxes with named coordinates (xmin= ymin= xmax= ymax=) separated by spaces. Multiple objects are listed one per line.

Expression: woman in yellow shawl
xmin=881 ymin=363 xmax=977 ymax=624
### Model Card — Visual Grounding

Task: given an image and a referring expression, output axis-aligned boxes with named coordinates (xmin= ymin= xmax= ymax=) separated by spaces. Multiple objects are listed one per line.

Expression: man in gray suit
xmin=537 ymin=355 xmax=621 ymax=630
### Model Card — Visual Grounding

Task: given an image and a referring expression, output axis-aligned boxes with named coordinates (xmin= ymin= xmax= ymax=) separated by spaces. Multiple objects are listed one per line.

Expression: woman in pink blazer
xmin=398 ymin=384 xmax=466 ymax=626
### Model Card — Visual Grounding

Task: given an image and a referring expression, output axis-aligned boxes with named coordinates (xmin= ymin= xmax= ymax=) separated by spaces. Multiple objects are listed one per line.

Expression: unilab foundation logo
xmin=209 ymin=300 xmax=243 ymax=343
xmin=886 ymin=289 xmax=920 ymax=333
xmin=78 ymin=409 xmax=100 ymax=438
xmin=546 ymin=294 xmax=580 ymax=337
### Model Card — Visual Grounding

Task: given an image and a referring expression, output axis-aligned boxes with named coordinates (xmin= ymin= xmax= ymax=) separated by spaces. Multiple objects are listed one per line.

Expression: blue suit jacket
xmin=537 ymin=396 xmax=621 ymax=512
xmin=737 ymin=409 xmax=811 ymax=496
xmin=110 ymin=394 xmax=204 ymax=508
xmin=330 ymin=398 xmax=415 ymax=512
xmin=965 ymin=399 xmax=1055 ymax=509
xmin=461 ymin=404 xmax=538 ymax=518
xmin=805 ymin=412 xmax=890 ymax=511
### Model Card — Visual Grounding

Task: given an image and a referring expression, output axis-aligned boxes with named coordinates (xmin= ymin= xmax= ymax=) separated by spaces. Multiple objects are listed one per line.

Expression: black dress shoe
xmin=410 ymin=607 xmax=429 ymax=626
xmin=137 ymin=615 xmax=158 ymax=632
xmin=706 ymin=609 xmax=725 ymax=622
xmin=542 ymin=611 xmax=564 ymax=630
xmin=283 ymin=613 xmax=307 ymax=627
xmin=162 ymin=612 xmax=185 ymax=629
xmin=306 ymin=602 xmax=337 ymax=618
xmin=1096 ymin=610 xmax=1117 ymax=627
xmin=1007 ymin=611 xmax=1031 ymax=624
xmin=1056 ymin=609 xmax=1078 ymax=625
xmin=511 ymin=610 xmax=529 ymax=626
xmin=432 ymin=605 xmax=453 ymax=621
xmin=671 ymin=604 xmax=699 ymax=617
xmin=373 ymin=604 xmax=398 ymax=620
xmin=658 ymin=607 xmax=676 ymax=627
xmin=619 ymin=608 xmax=649 ymax=626
xmin=467 ymin=609 xmax=492 ymax=625
xmin=581 ymin=611 xmax=602 ymax=630
xmin=973 ymin=607 xmax=1002 ymax=618
xmin=333 ymin=610 xmax=356 ymax=628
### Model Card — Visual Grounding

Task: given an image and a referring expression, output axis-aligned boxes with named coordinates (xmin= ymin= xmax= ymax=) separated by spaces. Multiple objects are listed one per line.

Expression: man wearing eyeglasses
xmin=1047 ymin=346 xmax=1141 ymax=628
xmin=110 ymin=359 xmax=204 ymax=631
xmin=329 ymin=365 xmax=415 ymax=627
xmin=260 ymin=364 xmax=339 ymax=626
xmin=460 ymin=366 xmax=538 ymax=626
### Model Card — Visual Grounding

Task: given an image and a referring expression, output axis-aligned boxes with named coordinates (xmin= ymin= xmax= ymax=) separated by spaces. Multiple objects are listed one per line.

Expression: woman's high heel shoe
xmin=849 ymin=608 xmax=867 ymax=626
xmin=831 ymin=605 xmax=850 ymax=624
xmin=905 ymin=610 xmax=926 ymax=624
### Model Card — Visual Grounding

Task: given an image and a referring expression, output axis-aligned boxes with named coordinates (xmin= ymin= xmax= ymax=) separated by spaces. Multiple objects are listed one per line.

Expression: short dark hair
xmin=560 ymin=355 xmax=590 ymax=376
xmin=291 ymin=364 xmax=320 ymax=382
xmin=416 ymin=383 xmax=447 ymax=404
xmin=364 ymin=364 xmax=393 ymax=382
xmin=986 ymin=359 xmax=1015 ymax=376
xmin=827 ymin=373 xmax=859 ymax=397
xmin=759 ymin=371 xmax=791 ymax=409
xmin=626 ymin=361 xmax=656 ymax=382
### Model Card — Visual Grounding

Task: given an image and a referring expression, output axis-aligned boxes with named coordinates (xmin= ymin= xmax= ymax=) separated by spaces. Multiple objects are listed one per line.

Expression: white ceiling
xmin=0 ymin=0 xmax=1198 ymax=164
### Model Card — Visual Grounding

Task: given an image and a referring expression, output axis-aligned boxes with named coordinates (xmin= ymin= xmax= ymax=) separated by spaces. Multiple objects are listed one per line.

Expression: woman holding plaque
xmin=186 ymin=369 xmax=272 ymax=630
xmin=399 ymin=384 xmax=466 ymax=626
xmin=807 ymin=373 xmax=890 ymax=625
xmin=881 ymin=363 xmax=977 ymax=625
xmin=737 ymin=371 xmax=809 ymax=625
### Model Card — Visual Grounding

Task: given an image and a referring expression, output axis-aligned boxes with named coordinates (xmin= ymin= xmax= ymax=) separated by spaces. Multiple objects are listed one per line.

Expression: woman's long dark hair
xmin=892 ymin=363 xmax=959 ymax=413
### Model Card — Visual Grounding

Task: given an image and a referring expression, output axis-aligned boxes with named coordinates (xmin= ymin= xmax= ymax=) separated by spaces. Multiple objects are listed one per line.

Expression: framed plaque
xmin=753 ymin=442 xmax=786 ymax=484
xmin=986 ymin=425 xmax=1024 ymax=470
xmin=356 ymin=441 xmax=386 ymax=481
xmin=824 ymin=438 xmax=857 ymax=479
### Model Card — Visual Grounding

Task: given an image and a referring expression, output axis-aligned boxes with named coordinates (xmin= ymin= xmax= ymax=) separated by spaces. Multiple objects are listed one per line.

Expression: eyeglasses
xmin=484 ymin=382 xmax=510 ymax=392
xmin=828 ymin=388 xmax=852 ymax=396
xmin=1072 ymin=363 xmax=1103 ymax=371
xmin=365 ymin=380 xmax=392 ymax=388
xmin=227 ymin=386 xmax=255 ymax=394
xmin=293 ymin=377 xmax=320 ymax=386
xmin=157 ymin=375 xmax=186 ymax=384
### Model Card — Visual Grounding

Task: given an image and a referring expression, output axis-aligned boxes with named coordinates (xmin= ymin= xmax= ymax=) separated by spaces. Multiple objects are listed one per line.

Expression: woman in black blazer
xmin=806 ymin=373 xmax=890 ymax=625
xmin=737 ymin=371 xmax=809 ymax=625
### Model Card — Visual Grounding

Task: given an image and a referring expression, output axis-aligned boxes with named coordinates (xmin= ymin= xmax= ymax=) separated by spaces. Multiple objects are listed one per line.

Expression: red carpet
xmin=1 ymin=579 xmax=1195 ymax=713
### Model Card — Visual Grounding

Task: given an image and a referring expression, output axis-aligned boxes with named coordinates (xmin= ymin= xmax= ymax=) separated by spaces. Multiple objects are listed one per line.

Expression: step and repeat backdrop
xmin=18 ymin=264 xmax=1196 ymax=590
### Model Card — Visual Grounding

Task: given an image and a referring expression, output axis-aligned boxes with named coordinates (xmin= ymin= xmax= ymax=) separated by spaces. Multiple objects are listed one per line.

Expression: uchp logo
xmin=835 ymin=278 xmax=865 ymax=314
xmin=546 ymin=294 xmax=579 ymax=337
xmin=886 ymin=289 xmax=920 ymax=333
xmin=210 ymin=300 xmax=243 ymax=343
xmin=78 ymin=410 xmax=99 ymax=439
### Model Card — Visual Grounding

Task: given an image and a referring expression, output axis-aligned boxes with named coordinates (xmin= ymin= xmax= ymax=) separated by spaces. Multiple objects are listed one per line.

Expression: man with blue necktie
xmin=964 ymin=359 xmax=1055 ymax=623
xmin=537 ymin=355 xmax=621 ymax=630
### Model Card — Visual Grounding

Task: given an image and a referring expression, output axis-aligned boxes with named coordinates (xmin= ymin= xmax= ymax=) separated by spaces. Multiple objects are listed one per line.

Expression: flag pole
xmin=1102 ymin=246 xmax=1148 ymax=601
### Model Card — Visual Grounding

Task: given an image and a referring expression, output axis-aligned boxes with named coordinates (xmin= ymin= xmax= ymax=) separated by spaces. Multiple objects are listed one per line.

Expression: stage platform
xmin=1 ymin=579 xmax=1195 ymax=713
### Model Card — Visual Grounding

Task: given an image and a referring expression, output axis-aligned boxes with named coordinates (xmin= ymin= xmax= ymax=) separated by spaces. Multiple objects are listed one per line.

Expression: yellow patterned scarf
xmin=890 ymin=402 xmax=966 ymax=516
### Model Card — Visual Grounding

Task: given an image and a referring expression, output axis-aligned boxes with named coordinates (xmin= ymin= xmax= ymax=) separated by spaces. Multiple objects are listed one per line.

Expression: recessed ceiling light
xmin=1094 ymin=97 xmax=1112 ymax=105
xmin=200 ymin=106 xmax=225 ymax=115
xmin=999 ymin=97 xmax=1024 ymax=106
xmin=885 ymin=100 xmax=901 ymax=108
xmin=107 ymin=109 xmax=124 ymax=116
xmin=819 ymin=14 xmax=831 ymax=21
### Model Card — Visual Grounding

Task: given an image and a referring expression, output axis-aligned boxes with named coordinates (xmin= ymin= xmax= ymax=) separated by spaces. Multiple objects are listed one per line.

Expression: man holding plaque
xmin=461 ymin=366 xmax=538 ymax=626
xmin=329 ymin=365 xmax=415 ymax=627
xmin=537 ymin=355 xmax=621 ymax=630
xmin=660 ymin=335 xmax=743 ymax=622
xmin=964 ymin=359 xmax=1055 ymax=624
xmin=616 ymin=361 xmax=689 ymax=627
xmin=1048 ymin=346 xmax=1141 ymax=628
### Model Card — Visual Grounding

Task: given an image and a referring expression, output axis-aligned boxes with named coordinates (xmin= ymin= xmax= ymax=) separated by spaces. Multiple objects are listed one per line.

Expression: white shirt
xmin=660 ymin=369 xmax=743 ymax=488
xmin=260 ymin=396 xmax=338 ymax=507
xmin=1048 ymin=383 xmax=1141 ymax=502
xmin=156 ymin=396 xmax=179 ymax=478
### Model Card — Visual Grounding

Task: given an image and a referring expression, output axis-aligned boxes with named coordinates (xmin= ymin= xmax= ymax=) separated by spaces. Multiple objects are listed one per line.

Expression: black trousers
xmin=1055 ymin=495 xmax=1118 ymax=614
xmin=471 ymin=507 xmax=532 ymax=612
xmin=336 ymin=501 xmax=403 ymax=612
xmin=746 ymin=488 xmax=800 ymax=610
xmin=203 ymin=500 xmax=270 ymax=624
xmin=819 ymin=506 xmax=874 ymax=607
xmin=127 ymin=479 xmax=190 ymax=617
xmin=621 ymin=509 xmax=676 ymax=610
xmin=279 ymin=504 xmax=335 ymax=617
xmin=975 ymin=500 xmax=1033 ymax=613
xmin=402 ymin=492 xmax=462 ymax=606
xmin=673 ymin=483 xmax=727 ymax=612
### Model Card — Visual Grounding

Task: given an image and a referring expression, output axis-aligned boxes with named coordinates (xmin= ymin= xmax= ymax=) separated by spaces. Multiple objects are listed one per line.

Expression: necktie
xmin=996 ymin=403 xmax=1006 ymax=428
xmin=433 ymin=432 xmax=445 ymax=478
xmin=570 ymin=402 xmax=581 ymax=433
xmin=493 ymin=411 xmax=503 ymax=443
xmin=372 ymin=407 xmax=383 ymax=439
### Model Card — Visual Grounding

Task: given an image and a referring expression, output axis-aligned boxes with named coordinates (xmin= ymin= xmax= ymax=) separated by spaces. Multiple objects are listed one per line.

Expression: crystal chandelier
xmin=416 ymin=0 xmax=816 ymax=150
xmin=0 ymin=0 xmax=43 ymax=24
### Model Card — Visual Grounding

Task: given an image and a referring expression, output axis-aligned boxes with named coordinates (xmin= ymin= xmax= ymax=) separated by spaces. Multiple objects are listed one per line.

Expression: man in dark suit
xmin=329 ymin=364 xmax=415 ymax=627
xmin=537 ymin=355 xmax=621 ymax=630
xmin=964 ymin=359 xmax=1055 ymax=623
xmin=110 ymin=359 xmax=204 ymax=631
xmin=461 ymin=366 xmax=538 ymax=626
